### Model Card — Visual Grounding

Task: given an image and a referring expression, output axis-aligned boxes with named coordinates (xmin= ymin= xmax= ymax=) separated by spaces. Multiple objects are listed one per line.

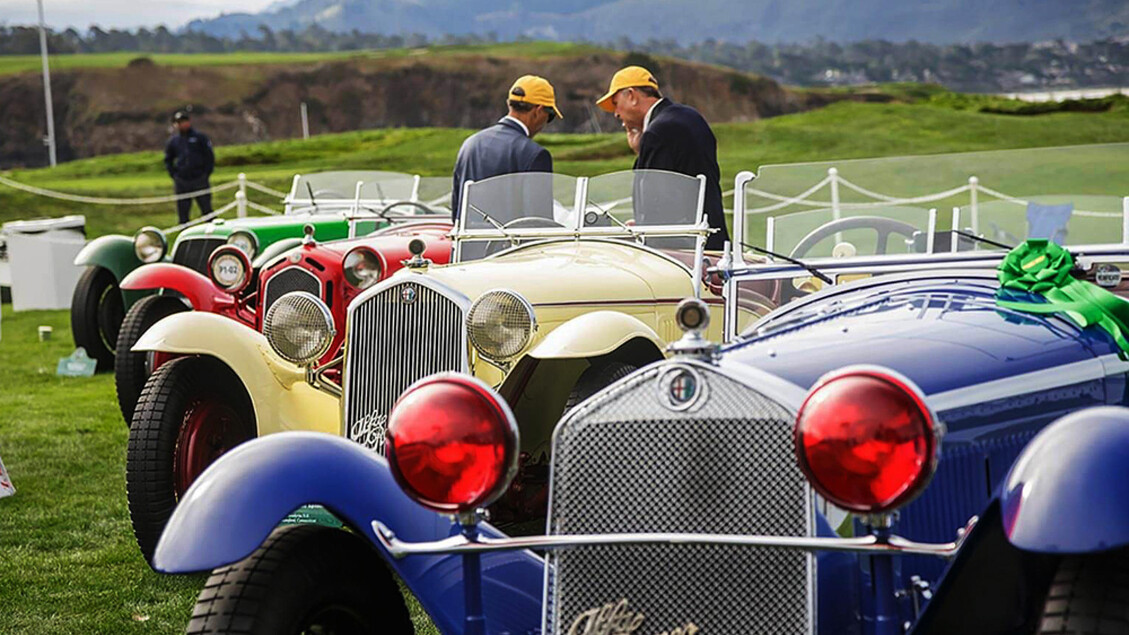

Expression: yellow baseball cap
xmin=596 ymin=66 xmax=660 ymax=112
xmin=508 ymin=75 xmax=563 ymax=119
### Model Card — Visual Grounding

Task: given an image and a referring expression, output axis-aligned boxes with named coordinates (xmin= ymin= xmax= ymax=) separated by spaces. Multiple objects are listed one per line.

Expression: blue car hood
xmin=723 ymin=274 xmax=1119 ymax=403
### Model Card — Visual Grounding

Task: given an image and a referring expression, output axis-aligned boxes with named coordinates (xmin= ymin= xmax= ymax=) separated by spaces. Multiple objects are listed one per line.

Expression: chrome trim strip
xmin=372 ymin=521 xmax=967 ymax=560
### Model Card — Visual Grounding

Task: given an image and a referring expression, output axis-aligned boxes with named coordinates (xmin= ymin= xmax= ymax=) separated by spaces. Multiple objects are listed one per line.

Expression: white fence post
xmin=301 ymin=102 xmax=310 ymax=140
xmin=1123 ymin=196 xmax=1129 ymax=244
xmin=236 ymin=173 xmax=248 ymax=218
xmin=951 ymin=207 xmax=961 ymax=253
xmin=968 ymin=176 xmax=979 ymax=234
xmin=828 ymin=167 xmax=842 ymax=244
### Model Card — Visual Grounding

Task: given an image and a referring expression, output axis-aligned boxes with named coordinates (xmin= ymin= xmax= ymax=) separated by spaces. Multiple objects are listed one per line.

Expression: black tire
xmin=114 ymin=295 xmax=189 ymax=423
xmin=1038 ymin=550 xmax=1129 ymax=634
xmin=564 ymin=360 xmax=638 ymax=411
xmin=127 ymin=356 xmax=255 ymax=567
xmin=187 ymin=524 xmax=413 ymax=635
xmin=70 ymin=265 xmax=124 ymax=371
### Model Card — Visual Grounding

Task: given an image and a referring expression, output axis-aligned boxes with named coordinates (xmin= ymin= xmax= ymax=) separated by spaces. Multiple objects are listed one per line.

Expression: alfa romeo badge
xmin=400 ymin=285 xmax=418 ymax=304
xmin=658 ymin=365 xmax=706 ymax=411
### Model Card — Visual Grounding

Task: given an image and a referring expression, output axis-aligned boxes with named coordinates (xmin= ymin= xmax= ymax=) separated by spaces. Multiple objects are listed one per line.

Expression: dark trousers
xmin=174 ymin=177 xmax=213 ymax=224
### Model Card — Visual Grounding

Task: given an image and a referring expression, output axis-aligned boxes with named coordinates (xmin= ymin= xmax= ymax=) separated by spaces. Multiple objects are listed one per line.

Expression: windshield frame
xmin=452 ymin=169 xmax=713 ymax=264
xmin=284 ymin=171 xmax=418 ymax=215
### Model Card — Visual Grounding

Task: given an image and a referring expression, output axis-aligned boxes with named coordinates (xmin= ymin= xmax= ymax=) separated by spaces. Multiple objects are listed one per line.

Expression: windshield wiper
xmin=739 ymin=241 xmax=834 ymax=285
xmin=305 ymin=182 xmax=318 ymax=214
xmin=585 ymin=200 xmax=640 ymax=241
xmin=468 ymin=204 xmax=518 ymax=245
xmin=951 ymin=230 xmax=1013 ymax=251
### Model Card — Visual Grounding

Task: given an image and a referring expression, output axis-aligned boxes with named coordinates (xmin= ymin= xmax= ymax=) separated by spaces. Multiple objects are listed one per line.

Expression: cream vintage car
xmin=256 ymin=169 xmax=760 ymax=522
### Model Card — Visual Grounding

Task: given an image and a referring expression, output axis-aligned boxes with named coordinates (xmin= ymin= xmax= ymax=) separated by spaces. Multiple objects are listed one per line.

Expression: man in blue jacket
xmin=451 ymin=76 xmax=561 ymax=223
xmin=597 ymin=67 xmax=731 ymax=250
xmin=164 ymin=111 xmax=215 ymax=224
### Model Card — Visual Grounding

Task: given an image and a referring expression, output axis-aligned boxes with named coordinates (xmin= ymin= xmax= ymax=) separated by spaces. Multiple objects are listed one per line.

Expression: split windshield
xmin=739 ymin=143 xmax=1129 ymax=259
xmin=456 ymin=169 xmax=706 ymax=261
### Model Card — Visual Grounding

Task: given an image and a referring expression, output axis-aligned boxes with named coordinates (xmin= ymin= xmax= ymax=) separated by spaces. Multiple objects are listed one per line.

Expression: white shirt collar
xmin=501 ymin=116 xmax=530 ymax=137
xmin=643 ymin=98 xmax=665 ymax=131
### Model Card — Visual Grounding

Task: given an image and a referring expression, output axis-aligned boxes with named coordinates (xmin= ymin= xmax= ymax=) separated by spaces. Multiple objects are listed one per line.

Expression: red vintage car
xmin=113 ymin=217 xmax=453 ymax=422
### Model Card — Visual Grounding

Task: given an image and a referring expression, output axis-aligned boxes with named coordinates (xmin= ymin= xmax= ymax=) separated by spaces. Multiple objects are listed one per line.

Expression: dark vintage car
xmin=149 ymin=147 xmax=1129 ymax=633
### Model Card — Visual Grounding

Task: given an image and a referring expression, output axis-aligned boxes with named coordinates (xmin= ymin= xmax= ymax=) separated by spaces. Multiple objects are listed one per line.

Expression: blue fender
xmin=1001 ymin=406 xmax=1129 ymax=554
xmin=154 ymin=432 xmax=543 ymax=635
xmin=74 ymin=234 xmax=143 ymax=283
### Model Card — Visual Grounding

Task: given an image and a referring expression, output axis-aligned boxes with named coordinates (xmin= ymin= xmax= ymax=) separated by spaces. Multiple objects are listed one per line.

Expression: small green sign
xmin=281 ymin=504 xmax=344 ymax=529
xmin=56 ymin=348 xmax=97 ymax=377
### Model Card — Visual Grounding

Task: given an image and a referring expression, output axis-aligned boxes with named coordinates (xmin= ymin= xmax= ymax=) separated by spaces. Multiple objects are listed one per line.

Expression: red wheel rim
xmin=174 ymin=397 xmax=246 ymax=498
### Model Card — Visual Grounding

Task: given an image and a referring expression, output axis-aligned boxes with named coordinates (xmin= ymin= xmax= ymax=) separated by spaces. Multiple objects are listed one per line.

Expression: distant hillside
xmin=187 ymin=0 xmax=1129 ymax=45
xmin=0 ymin=48 xmax=844 ymax=168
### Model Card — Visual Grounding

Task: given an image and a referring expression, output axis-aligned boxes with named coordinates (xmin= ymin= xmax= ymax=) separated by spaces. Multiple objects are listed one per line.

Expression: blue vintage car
xmin=150 ymin=146 xmax=1129 ymax=634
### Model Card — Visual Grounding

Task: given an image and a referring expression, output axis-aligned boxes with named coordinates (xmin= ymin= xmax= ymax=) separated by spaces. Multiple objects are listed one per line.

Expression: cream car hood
xmin=402 ymin=239 xmax=696 ymax=305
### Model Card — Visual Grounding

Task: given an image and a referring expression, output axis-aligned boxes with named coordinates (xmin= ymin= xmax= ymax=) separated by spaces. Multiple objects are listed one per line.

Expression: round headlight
xmin=134 ymin=227 xmax=167 ymax=263
xmin=207 ymin=245 xmax=252 ymax=293
xmin=467 ymin=289 xmax=536 ymax=362
xmin=226 ymin=231 xmax=258 ymax=258
xmin=343 ymin=247 xmax=384 ymax=289
xmin=263 ymin=291 xmax=335 ymax=365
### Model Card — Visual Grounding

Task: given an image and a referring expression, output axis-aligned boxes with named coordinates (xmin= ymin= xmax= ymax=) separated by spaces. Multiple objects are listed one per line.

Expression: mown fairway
xmin=0 ymin=96 xmax=1128 ymax=633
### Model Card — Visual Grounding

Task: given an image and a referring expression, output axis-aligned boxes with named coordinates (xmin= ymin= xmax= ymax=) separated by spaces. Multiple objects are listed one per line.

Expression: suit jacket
xmin=164 ymin=128 xmax=215 ymax=182
xmin=634 ymin=100 xmax=730 ymax=250
xmin=451 ymin=118 xmax=553 ymax=222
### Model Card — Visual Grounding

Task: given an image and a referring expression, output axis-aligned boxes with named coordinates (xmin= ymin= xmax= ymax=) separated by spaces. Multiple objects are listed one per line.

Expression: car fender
xmin=154 ymin=432 xmax=544 ymax=635
xmin=132 ymin=312 xmax=340 ymax=437
xmin=528 ymin=310 xmax=666 ymax=360
xmin=120 ymin=263 xmax=235 ymax=312
xmin=1000 ymin=406 xmax=1129 ymax=554
xmin=74 ymin=234 xmax=142 ymax=282
xmin=252 ymin=237 xmax=304 ymax=269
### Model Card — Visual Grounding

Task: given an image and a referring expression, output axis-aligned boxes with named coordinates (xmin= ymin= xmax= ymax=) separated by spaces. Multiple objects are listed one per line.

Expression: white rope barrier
xmin=975 ymin=184 xmax=1120 ymax=218
xmin=162 ymin=200 xmax=239 ymax=233
xmin=244 ymin=180 xmax=289 ymax=199
xmin=246 ymin=200 xmax=282 ymax=216
xmin=0 ymin=174 xmax=241 ymax=205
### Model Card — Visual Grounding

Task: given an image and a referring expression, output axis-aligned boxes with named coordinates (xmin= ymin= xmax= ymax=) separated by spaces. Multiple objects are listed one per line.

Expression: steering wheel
xmin=788 ymin=216 xmax=920 ymax=260
xmin=478 ymin=217 xmax=565 ymax=259
xmin=777 ymin=216 xmax=920 ymax=305
xmin=377 ymin=200 xmax=440 ymax=217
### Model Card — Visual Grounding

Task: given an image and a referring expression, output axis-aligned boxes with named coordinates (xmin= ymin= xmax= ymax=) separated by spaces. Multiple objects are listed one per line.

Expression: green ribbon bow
xmin=997 ymin=239 xmax=1129 ymax=355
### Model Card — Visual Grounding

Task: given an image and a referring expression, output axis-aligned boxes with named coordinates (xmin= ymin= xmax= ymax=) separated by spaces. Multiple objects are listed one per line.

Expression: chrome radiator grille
xmin=172 ymin=237 xmax=225 ymax=275
xmin=545 ymin=362 xmax=813 ymax=634
xmin=343 ymin=280 xmax=466 ymax=453
xmin=263 ymin=267 xmax=320 ymax=314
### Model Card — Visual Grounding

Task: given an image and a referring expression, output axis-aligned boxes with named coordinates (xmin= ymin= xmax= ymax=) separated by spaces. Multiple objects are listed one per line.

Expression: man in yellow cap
xmin=451 ymin=75 xmax=562 ymax=221
xmin=597 ymin=66 xmax=730 ymax=250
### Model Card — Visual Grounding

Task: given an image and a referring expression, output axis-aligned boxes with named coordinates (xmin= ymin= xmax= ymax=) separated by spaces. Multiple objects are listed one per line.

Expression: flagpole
xmin=37 ymin=0 xmax=57 ymax=167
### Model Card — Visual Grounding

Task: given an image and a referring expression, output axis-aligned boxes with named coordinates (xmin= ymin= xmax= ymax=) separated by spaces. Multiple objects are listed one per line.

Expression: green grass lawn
xmin=4 ymin=101 xmax=1129 ymax=239
xmin=0 ymin=305 xmax=440 ymax=634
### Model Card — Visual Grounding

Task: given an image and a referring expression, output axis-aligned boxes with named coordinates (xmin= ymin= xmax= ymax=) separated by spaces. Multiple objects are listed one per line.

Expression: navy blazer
xmin=451 ymin=118 xmax=553 ymax=222
xmin=634 ymin=100 xmax=730 ymax=250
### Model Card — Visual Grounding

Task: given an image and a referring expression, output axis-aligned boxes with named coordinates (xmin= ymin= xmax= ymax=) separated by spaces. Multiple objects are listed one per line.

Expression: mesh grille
xmin=171 ymin=237 xmax=225 ymax=275
xmin=343 ymin=281 xmax=465 ymax=453
xmin=546 ymin=363 xmax=813 ymax=634
xmin=263 ymin=266 xmax=321 ymax=315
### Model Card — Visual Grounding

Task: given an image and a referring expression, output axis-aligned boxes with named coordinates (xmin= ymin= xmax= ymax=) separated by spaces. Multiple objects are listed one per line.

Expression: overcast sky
xmin=0 ymin=0 xmax=279 ymax=30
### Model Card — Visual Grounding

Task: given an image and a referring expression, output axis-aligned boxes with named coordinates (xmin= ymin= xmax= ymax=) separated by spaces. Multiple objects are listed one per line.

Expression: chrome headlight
xmin=467 ymin=289 xmax=536 ymax=362
xmin=208 ymin=245 xmax=252 ymax=293
xmin=264 ymin=291 xmax=336 ymax=365
xmin=226 ymin=230 xmax=258 ymax=258
xmin=343 ymin=247 xmax=384 ymax=290
xmin=134 ymin=227 xmax=167 ymax=263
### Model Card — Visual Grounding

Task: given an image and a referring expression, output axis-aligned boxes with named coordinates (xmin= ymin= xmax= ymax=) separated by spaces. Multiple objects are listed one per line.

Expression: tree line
xmin=0 ymin=24 xmax=1125 ymax=92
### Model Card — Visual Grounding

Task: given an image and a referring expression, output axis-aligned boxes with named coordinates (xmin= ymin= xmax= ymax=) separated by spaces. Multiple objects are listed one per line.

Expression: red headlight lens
xmin=386 ymin=374 xmax=518 ymax=513
xmin=794 ymin=368 xmax=937 ymax=514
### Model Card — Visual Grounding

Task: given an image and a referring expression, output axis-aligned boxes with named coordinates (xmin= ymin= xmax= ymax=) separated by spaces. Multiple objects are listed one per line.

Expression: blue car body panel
xmin=154 ymin=432 xmax=544 ymax=635
xmin=1000 ymin=406 xmax=1129 ymax=554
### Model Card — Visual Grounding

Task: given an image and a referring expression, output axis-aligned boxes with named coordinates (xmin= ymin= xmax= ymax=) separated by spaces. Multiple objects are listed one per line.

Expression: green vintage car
xmin=69 ymin=170 xmax=427 ymax=370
